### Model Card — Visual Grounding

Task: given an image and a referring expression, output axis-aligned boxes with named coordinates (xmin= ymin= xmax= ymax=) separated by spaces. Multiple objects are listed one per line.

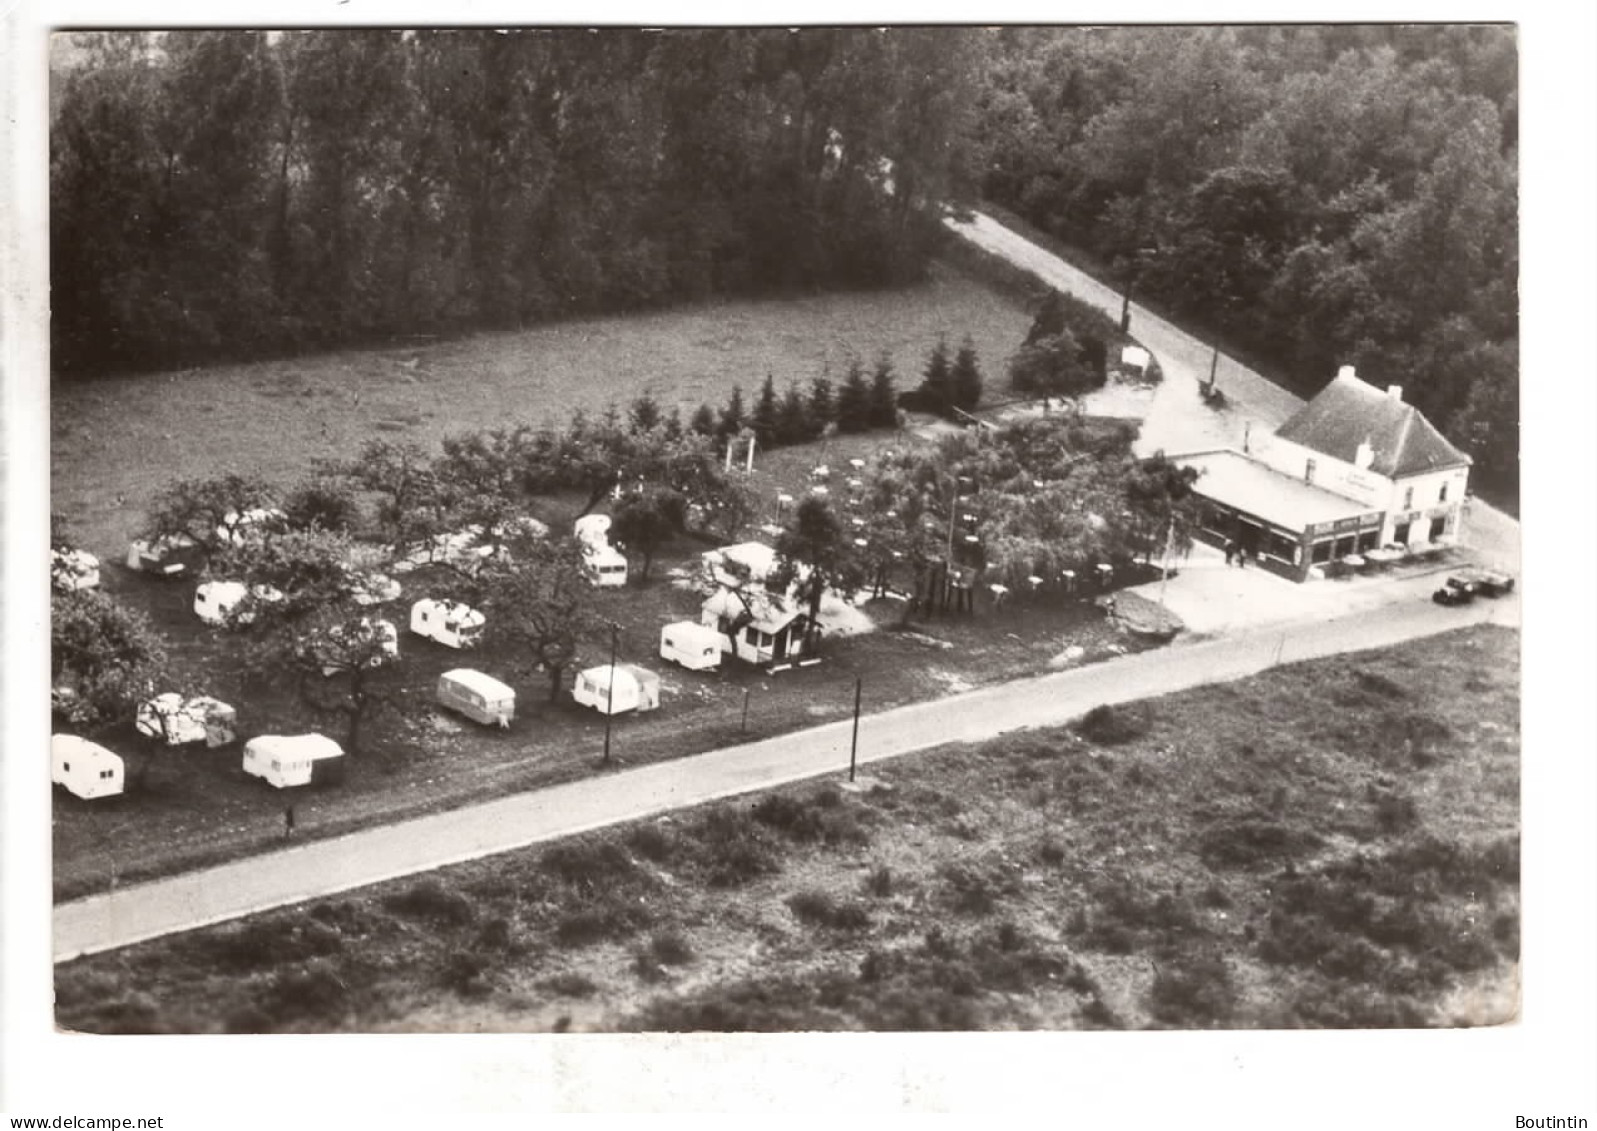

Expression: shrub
xmin=1198 ymin=817 xmax=1325 ymax=870
xmin=864 ymin=865 xmax=894 ymax=897
xmin=1036 ymin=837 xmax=1067 ymax=866
xmin=752 ymin=793 xmax=826 ymax=842
xmin=626 ymin=823 xmax=678 ymax=863
xmin=787 ymin=889 xmax=872 ymax=930
xmin=687 ymin=806 xmax=782 ymax=888
xmin=381 ymin=879 xmax=476 ymax=927
xmin=649 ymin=930 xmax=696 ymax=967
xmin=554 ymin=901 xmax=652 ymax=948
xmin=1147 ymin=952 xmax=1236 ymax=1027
xmin=1373 ymin=790 xmax=1421 ymax=835
xmin=256 ymin=959 xmax=349 ymax=1027
xmin=542 ymin=840 xmax=642 ymax=891
xmin=476 ymin=917 xmax=515 ymax=951
xmin=187 ymin=914 xmax=346 ymax=973
xmin=1075 ymin=703 xmax=1149 ymax=746
xmin=440 ymin=951 xmax=493 ymax=997
xmin=539 ymin=972 xmax=600 ymax=998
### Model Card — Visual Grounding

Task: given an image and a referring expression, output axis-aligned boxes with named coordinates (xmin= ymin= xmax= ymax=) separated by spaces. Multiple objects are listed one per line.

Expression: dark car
xmin=1433 ymin=577 xmax=1475 ymax=606
xmin=1459 ymin=567 xmax=1516 ymax=597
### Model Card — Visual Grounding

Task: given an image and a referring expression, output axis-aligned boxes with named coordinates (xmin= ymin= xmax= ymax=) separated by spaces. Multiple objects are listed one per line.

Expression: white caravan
xmin=409 ymin=598 xmax=486 ymax=649
xmin=572 ymin=663 xmax=661 ymax=715
xmin=51 ymin=735 xmax=125 ymax=800
xmin=51 ymin=549 xmax=101 ymax=592
xmin=659 ymin=621 xmax=722 ymax=671
xmin=242 ymin=733 xmax=344 ymax=789
xmin=135 ymin=694 xmax=238 ymax=747
xmin=194 ymin=581 xmax=285 ymax=626
xmin=436 ymin=668 xmax=516 ymax=727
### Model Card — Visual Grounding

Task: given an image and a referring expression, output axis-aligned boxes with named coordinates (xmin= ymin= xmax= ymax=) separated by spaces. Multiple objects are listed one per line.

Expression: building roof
xmin=1274 ymin=371 xmax=1471 ymax=478
xmin=1179 ymin=449 xmax=1378 ymax=533
xmin=702 ymin=585 xmax=805 ymax=631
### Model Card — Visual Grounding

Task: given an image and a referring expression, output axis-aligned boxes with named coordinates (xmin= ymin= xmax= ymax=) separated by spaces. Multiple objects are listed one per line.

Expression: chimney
xmin=1386 ymin=385 xmax=1403 ymax=402
xmin=1337 ymin=365 xmax=1357 ymax=381
xmin=1354 ymin=438 xmax=1374 ymax=470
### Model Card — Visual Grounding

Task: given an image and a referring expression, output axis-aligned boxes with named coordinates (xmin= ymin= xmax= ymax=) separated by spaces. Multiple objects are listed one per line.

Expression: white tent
xmin=573 ymin=514 xmax=613 ymax=546
xmin=701 ymin=541 xmax=779 ymax=588
xmin=51 ymin=735 xmax=125 ymax=800
xmin=700 ymin=586 xmax=811 ymax=666
xmin=135 ymin=693 xmax=237 ymax=747
xmin=242 ymin=733 xmax=344 ymax=789
xmin=572 ymin=663 xmax=661 ymax=715
xmin=409 ymin=598 xmax=485 ymax=649
xmin=126 ymin=533 xmax=200 ymax=577
xmin=51 ymin=549 xmax=101 ymax=592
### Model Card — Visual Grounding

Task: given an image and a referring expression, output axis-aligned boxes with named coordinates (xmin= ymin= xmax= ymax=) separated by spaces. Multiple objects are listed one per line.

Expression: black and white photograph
xmin=4 ymin=4 xmax=1594 ymax=1124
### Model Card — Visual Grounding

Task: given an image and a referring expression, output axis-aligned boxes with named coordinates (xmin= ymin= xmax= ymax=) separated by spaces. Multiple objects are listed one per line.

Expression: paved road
xmin=53 ymin=593 xmax=1516 ymax=962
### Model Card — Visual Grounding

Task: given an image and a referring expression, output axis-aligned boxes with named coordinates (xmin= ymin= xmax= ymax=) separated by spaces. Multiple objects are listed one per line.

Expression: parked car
xmin=1433 ymin=578 xmax=1474 ymax=606
xmin=1456 ymin=567 xmax=1516 ymax=597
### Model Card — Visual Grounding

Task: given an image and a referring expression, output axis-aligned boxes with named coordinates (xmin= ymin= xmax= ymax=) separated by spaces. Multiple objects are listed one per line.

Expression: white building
xmin=1179 ymin=367 xmax=1472 ymax=580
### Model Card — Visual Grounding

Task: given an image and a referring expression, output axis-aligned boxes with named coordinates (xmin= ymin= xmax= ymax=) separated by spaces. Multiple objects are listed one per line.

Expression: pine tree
xmin=661 ymin=405 xmax=685 ymax=441
xmin=807 ymin=373 xmax=835 ymax=437
xmin=750 ymin=373 xmax=780 ymax=447
xmin=776 ymin=380 xmax=812 ymax=447
xmin=921 ymin=336 xmax=955 ymax=419
xmin=868 ymin=353 xmax=898 ymax=428
xmin=718 ymin=385 xmax=746 ymax=439
xmin=837 ymin=358 xmax=872 ymax=434
xmin=690 ymin=403 xmax=717 ymax=437
xmin=952 ymin=335 xmax=983 ymax=413
xmin=628 ymin=389 xmax=662 ymax=433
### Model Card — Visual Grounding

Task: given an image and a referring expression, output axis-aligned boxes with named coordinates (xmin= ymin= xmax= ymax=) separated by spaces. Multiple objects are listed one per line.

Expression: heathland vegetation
xmin=56 ymin=624 xmax=1519 ymax=1033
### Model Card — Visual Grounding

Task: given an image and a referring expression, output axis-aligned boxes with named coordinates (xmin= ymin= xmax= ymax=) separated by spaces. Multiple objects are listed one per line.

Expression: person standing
xmin=1223 ymin=538 xmax=1236 ymax=566
xmin=284 ymin=804 xmax=296 ymax=839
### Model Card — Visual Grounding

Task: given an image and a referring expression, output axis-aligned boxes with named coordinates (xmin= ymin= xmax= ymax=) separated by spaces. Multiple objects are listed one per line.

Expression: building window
xmin=1439 ymin=481 xmax=1449 ymax=503
xmin=1403 ymin=486 xmax=1414 ymax=510
xmin=1304 ymin=459 xmax=1316 ymax=485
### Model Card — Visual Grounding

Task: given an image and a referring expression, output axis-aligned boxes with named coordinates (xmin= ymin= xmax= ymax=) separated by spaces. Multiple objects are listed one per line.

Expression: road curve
xmin=54 ymin=594 xmax=1515 ymax=963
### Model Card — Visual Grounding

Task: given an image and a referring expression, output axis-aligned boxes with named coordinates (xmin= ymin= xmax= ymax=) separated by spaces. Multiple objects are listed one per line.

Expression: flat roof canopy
xmin=1178 ymin=450 xmax=1376 ymax=534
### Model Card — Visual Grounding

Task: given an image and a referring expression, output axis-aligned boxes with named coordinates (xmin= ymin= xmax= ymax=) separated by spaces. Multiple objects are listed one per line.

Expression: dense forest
xmin=970 ymin=25 xmax=1518 ymax=486
xmin=50 ymin=28 xmax=974 ymax=372
xmin=51 ymin=26 xmax=1517 ymax=485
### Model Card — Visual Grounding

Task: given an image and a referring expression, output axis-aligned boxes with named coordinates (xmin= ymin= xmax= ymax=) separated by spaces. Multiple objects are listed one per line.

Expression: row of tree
xmin=51 ymin=28 xmax=975 ymax=375
xmin=968 ymin=25 xmax=1518 ymax=488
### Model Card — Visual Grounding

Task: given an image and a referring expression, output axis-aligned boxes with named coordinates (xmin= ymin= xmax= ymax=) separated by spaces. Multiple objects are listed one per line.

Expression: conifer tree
xmin=776 ymin=379 xmax=812 ymax=446
xmin=837 ymin=357 xmax=873 ymax=434
xmin=952 ymin=335 xmax=983 ymax=413
xmin=718 ymin=384 xmax=746 ymax=439
xmin=921 ymin=336 xmax=955 ymax=420
xmin=750 ymin=373 xmax=780 ymax=447
xmin=807 ymin=373 xmax=835 ymax=437
xmin=868 ymin=353 xmax=898 ymax=428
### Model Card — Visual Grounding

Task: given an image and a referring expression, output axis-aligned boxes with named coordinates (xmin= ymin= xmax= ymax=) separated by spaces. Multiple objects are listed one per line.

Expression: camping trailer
xmin=409 ymin=598 xmax=485 ymax=649
xmin=582 ymin=543 xmax=629 ymax=588
xmin=51 ymin=549 xmax=101 ymax=592
xmin=126 ymin=533 xmax=201 ymax=578
xmin=135 ymin=693 xmax=237 ymax=747
xmin=700 ymin=587 xmax=812 ymax=666
xmin=436 ymin=668 xmax=516 ymax=727
xmin=51 ymin=735 xmax=125 ymax=800
xmin=572 ymin=663 xmax=661 ymax=715
xmin=194 ymin=581 xmax=284 ymax=626
xmin=242 ymin=733 xmax=344 ymax=789
xmin=660 ymin=621 xmax=722 ymax=671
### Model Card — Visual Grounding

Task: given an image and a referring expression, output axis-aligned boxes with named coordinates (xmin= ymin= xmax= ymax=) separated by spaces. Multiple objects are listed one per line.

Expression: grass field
xmin=56 ymin=624 xmax=1520 ymax=1033
xmin=51 ymin=262 xmax=1032 ymax=561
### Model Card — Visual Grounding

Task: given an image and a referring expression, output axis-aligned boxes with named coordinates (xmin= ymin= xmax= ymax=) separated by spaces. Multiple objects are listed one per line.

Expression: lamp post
xmin=848 ymin=677 xmax=862 ymax=783
xmin=602 ymin=621 xmax=619 ymax=764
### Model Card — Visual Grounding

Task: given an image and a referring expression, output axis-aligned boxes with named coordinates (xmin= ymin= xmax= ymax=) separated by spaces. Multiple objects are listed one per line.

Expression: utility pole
xmin=602 ymin=621 xmax=619 ymax=764
xmin=848 ymin=677 xmax=862 ymax=783
xmin=741 ymin=687 xmax=751 ymax=734
xmin=1158 ymin=514 xmax=1176 ymax=607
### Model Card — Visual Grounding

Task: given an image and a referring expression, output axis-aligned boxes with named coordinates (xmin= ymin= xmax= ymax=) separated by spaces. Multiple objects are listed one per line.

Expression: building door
xmin=1429 ymin=515 xmax=1447 ymax=542
xmin=772 ymin=627 xmax=787 ymax=662
xmin=1393 ymin=521 xmax=1411 ymax=545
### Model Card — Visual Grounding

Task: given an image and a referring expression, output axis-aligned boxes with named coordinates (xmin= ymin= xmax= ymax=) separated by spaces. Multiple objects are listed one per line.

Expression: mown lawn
xmin=56 ymin=624 xmax=1519 ymax=1033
